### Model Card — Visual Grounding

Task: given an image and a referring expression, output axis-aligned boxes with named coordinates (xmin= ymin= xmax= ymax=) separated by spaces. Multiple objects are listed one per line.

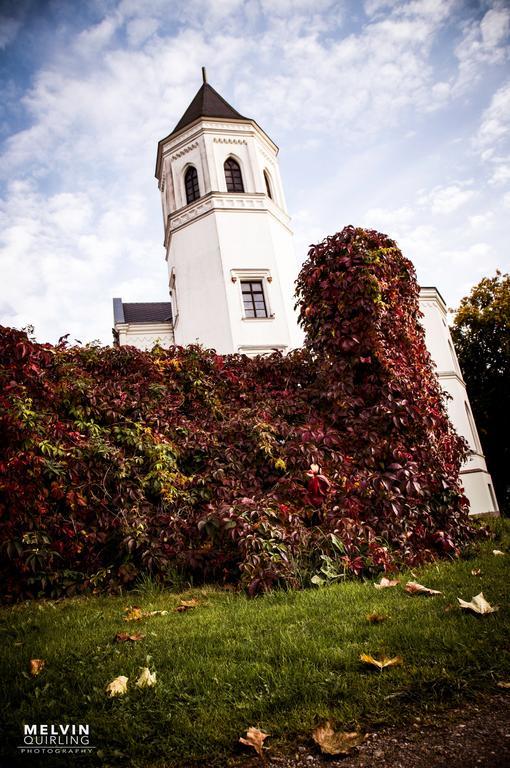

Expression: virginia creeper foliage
xmin=0 ymin=227 xmax=475 ymax=599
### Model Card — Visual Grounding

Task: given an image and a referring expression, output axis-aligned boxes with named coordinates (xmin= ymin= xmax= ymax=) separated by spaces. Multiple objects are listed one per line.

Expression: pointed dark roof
xmin=155 ymin=75 xmax=277 ymax=180
xmin=171 ymin=82 xmax=248 ymax=135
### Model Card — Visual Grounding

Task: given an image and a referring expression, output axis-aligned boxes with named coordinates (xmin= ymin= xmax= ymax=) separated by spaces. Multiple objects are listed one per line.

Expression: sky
xmin=0 ymin=0 xmax=509 ymax=345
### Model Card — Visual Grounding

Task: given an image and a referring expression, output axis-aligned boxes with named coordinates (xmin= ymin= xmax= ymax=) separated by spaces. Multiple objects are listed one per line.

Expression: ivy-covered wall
xmin=0 ymin=227 xmax=475 ymax=600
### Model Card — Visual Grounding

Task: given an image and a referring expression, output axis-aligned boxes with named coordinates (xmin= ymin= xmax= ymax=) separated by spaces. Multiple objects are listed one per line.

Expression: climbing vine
xmin=0 ymin=227 xmax=476 ymax=599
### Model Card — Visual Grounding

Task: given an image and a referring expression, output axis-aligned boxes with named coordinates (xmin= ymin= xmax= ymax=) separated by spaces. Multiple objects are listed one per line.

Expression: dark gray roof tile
xmin=172 ymin=82 xmax=247 ymax=135
xmin=117 ymin=301 xmax=172 ymax=324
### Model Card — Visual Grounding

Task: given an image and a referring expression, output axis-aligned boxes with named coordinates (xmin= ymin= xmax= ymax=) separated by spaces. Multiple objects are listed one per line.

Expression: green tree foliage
xmin=451 ymin=272 xmax=510 ymax=514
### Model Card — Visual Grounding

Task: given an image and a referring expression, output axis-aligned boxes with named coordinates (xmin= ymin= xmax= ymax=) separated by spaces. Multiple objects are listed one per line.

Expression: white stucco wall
xmin=419 ymin=288 xmax=498 ymax=515
xmin=116 ymin=322 xmax=174 ymax=351
xmin=168 ymin=210 xmax=233 ymax=351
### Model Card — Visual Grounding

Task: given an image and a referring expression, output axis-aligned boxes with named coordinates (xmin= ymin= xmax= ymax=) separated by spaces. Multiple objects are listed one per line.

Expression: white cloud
xmin=476 ymin=81 xmax=510 ymax=150
xmin=419 ymin=184 xmax=475 ymax=214
xmin=0 ymin=179 xmax=166 ymax=344
xmin=364 ymin=205 xmax=415 ymax=232
xmin=489 ymin=160 xmax=510 ymax=185
xmin=474 ymin=81 xmax=510 ymax=187
xmin=454 ymin=3 xmax=510 ymax=94
xmin=126 ymin=16 xmax=159 ymax=46
xmin=469 ymin=212 xmax=494 ymax=229
xmin=481 ymin=5 xmax=510 ymax=48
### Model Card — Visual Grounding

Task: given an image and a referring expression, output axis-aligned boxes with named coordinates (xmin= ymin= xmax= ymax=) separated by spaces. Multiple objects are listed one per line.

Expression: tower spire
xmin=201 ymin=66 xmax=207 ymax=84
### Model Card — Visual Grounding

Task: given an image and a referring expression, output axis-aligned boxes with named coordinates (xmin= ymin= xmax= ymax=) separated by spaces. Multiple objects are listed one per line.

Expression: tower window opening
xmin=224 ymin=158 xmax=244 ymax=192
xmin=264 ymin=170 xmax=273 ymax=199
xmin=465 ymin=401 xmax=481 ymax=453
xmin=185 ymin=166 xmax=200 ymax=204
xmin=241 ymin=280 xmax=268 ymax=318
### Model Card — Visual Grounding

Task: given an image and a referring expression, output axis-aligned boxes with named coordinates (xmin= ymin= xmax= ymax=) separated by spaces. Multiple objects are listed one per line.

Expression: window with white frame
xmin=241 ymin=280 xmax=268 ymax=318
xmin=231 ymin=269 xmax=273 ymax=320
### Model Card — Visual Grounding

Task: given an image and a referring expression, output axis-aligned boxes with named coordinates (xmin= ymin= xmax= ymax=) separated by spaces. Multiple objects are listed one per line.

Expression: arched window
xmin=185 ymin=166 xmax=200 ymax=204
xmin=263 ymin=169 xmax=273 ymax=200
xmin=224 ymin=158 xmax=244 ymax=192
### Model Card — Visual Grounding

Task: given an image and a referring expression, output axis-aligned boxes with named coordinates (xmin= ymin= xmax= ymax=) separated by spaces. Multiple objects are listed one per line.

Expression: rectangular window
xmin=241 ymin=280 xmax=268 ymax=318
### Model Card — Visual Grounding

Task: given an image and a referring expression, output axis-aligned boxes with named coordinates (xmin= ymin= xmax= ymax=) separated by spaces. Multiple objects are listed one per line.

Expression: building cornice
xmin=435 ymin=370 xmax=466 ymax=386
xmin=419 ymin=286 xmax=447 ymax=312
xmin=164 ymin=191 xmax=292 ymax=248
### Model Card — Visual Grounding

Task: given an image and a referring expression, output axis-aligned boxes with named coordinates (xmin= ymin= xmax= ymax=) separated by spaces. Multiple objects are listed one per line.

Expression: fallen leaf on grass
xmin=135 ymin=667 xmax=157 ymax=688
xmin=471 ymin=568 xmax=481 ymax=576
xmin=106 ymin=676 xmax=128 ymax=697
xmin=497 ymin=681 xmax=510 ymax=689
xmin=115 ymin=632 xmax=144 ymax=643
xmin=29 ymin=659 xmax=45 ymax=676
xmin=312 ymin=722 xmax=365 ymax=755
xmin=123 ymin=607 xmax=168 ymax=621
xmin=239 ymin=726 xmax=269 ymax=758
xmin=374 ymin=577 xmax=399 ymax=589
xmin=405 ymin=581 xmax=442 ymax=596
xmin=367 ymin=613 xmax=389 ymax=623
xmin=174 ymin=599 xmax=200 ymax=612
xmin=360 ymin=653 xmax=403 ymax=670
xmin=457 ymin=592 xmax=498 ymax=615
xmin=493 ymin=550 xmax=505 ymax=556
xmin=124 ymin=606 xmax=143 ymax=622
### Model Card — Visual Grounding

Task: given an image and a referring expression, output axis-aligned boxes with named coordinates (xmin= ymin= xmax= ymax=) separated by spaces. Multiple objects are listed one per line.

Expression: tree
xmin=451 ymin=272 xmax=510 ymax=515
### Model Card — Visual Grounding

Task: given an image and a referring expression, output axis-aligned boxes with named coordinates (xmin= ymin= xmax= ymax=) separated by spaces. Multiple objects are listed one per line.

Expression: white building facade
xmin=112 ymin=73 xmax=498 ymax=516
xmin=419 ymin=288 xmax=498 ymax=515
xmin=154 ymin=70 xmax=303 ymax=356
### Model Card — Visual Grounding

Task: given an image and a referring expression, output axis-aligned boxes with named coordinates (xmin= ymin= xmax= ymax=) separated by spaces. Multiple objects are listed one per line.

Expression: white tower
xmin=155 ymin=70 xmax=303 ymax=355
xmin=419 ymin=288 xmax=499 ymax=515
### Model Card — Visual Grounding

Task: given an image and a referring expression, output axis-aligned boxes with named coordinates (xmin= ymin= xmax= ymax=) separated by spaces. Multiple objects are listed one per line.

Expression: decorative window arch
xmin=224 ymin=157 xmax=244 ymax=192
xmin=263 ymin=169 xmax=273 ymax=200
xmin=184 ymin=165 xmax=200 ymax=204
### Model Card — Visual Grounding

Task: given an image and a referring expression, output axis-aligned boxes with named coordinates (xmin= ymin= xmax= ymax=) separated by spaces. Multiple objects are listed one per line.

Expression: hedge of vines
xmin=0 ymin=227 xmax=476 ymax=600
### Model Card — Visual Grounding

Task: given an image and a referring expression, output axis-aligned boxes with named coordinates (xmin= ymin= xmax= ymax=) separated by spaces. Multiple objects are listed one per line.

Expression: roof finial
xmin=202 ymin=66 xmax=207 ymax=84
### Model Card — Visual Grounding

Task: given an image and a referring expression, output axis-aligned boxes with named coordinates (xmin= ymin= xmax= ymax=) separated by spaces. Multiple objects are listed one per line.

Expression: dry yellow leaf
xmin=239 ymin=726 xmax=269 ymax=758
xmin=367 ymin=613 xmax=388 ymax=624
xmin=374 ymin=577 xmax=399 ymax=589
xmin=124 ymin=606 xmax=143 ymax=622
xmin=114 ymin=632 xmax=144 ymax=643
xmin=135 ymin=667 xmax=157 ymax=688
xmin=144 ymin=610 xmax=168 ymax=617
xmin=457 ymin=592 xmax=498 ymax=615
xmin=405 ymin=581 xmax=442 ymax=596
xmin=493 ymin=550 xmax=505 ymax=556
xmin=106 ymin=675 xmax=128 ymax=697
xmin=29 ymin=659 xmax=45 ymax=677
xmin=471 ymin=568 xmax=481 ymax=576
xmin=312 ymin=722 xmax=365 ymax=755
xmin=360 ymin=653 xmax=403 ymax=670
xmin=174 ymin=599 xmax=200 ymax=612
xmin=497 ymin=681 xmax=510 ymax=689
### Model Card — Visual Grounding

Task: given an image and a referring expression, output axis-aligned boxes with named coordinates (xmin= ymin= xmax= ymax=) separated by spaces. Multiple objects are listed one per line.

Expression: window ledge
xmin=242 ymin=315 xmax=275 ymax=321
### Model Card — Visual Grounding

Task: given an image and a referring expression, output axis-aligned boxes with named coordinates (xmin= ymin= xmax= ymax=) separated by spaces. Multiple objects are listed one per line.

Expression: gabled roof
xmin=113 ymin=298 xmax=172 ymax=325
xmin=171 ymin=81 xmax=248 ymax=135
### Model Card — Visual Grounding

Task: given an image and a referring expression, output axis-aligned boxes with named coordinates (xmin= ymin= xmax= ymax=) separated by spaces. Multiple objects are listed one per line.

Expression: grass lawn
xmin=1 ymin=519 xmax=509 ymax=767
